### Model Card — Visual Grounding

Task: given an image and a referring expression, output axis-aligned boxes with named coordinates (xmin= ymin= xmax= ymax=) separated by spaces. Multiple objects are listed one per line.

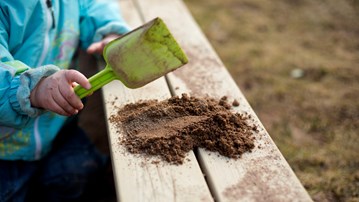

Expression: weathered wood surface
xmin=101 ymin=0 xmax=213 ymax=201
xmin=101 ymin=0 xmax=313 ymax=201
xmin=133 ymin=0 xmax=312 ymax=201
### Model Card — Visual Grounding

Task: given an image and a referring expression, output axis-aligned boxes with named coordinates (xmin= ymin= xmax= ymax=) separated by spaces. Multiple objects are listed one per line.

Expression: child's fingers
xmin=60 ymin=70 xmax=89 ymax=110
xmin=102 ymin=34 xmax=119 ymax=44
xmin=65 ymin=70 xmax=91 ymax=90
xmin=51 ymin=88 xmax=76 ymax=116
xmin=86 ymin=41 xmax=104 ymax=54
xmin=57 ymin=84 xmax=81 ymax=114
xmin=87 ymin=34 xmax=120 ymax=54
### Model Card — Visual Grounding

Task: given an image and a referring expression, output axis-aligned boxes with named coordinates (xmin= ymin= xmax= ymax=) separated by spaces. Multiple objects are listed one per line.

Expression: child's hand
xmin=30 ymin=70 xmax=91 ymax=116
xmin=87 ymin=34 xmax=121 ymax=55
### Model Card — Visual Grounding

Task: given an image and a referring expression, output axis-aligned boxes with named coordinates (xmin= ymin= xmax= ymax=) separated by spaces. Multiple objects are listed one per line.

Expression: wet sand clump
xmin=109 ymin=94 xmax=257 ymax=165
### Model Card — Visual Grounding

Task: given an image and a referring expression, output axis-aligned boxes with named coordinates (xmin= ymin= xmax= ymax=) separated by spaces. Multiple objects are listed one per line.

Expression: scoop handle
xmin=75 ymin=66 xmax=117 ymax=99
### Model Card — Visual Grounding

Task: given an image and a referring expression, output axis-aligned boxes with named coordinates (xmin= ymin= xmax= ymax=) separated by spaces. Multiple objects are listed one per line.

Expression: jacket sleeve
xmin=79 ymin=0 xmax=131 ymax=49
xmin=0 ymin=6 xmax=61 ymax=128
xmin=0 ymin=60 xmax=59 ymax=128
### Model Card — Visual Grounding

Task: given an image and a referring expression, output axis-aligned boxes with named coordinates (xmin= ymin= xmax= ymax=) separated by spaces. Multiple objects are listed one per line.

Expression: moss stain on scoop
xmin=75 ymin=18 xmax=188 ymax=99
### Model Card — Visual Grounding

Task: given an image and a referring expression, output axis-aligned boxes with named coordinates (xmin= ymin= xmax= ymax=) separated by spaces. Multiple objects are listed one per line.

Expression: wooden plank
xmin=101 ymin=0 xmax=213 ymax=201
xmin=134 ymin=0 xmax=313 ymax=201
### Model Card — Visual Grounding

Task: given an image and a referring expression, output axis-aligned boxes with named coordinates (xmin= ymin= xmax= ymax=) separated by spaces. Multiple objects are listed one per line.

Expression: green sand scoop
xmin=75 ymin=18 xmax=188 ymax=99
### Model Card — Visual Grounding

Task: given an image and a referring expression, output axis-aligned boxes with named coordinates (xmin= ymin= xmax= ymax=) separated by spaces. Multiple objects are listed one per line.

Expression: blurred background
xmin=182 ymin=0 xmax=359 ymax=201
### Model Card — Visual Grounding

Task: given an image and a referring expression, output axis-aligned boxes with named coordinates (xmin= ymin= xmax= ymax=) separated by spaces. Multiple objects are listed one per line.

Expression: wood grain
xmin=101 ymin=0 xmax=213 ymax=201
xmin=133 ymin=0 xmax=312 ymax=201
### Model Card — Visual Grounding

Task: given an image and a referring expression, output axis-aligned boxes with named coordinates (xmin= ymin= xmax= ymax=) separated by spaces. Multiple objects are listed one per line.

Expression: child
xmin=0 ymin=0 xmax=130 ymax=201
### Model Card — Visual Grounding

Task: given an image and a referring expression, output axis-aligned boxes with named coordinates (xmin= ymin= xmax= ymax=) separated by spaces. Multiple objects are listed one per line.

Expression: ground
xmin=183 ymin=0 xmax=359 ymax=201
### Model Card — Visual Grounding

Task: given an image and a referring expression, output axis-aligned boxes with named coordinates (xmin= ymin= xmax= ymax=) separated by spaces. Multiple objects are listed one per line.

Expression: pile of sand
xmin=109 ymin=94 xmax=257 ymax=164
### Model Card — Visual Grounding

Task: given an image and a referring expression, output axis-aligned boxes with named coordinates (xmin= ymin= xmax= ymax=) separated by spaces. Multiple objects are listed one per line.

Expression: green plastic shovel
xmin=74 ymin=17 xmax=188 ymax=99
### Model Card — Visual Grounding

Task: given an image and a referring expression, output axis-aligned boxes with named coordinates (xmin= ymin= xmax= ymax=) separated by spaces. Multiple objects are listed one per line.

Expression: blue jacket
xmin=0 ymin=0 xmax=130 ymax=160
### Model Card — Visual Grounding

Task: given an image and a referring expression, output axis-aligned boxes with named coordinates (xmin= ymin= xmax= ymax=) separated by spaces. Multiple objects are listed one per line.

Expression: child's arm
xmin=0 ymin=61 xmax=57 ymax=127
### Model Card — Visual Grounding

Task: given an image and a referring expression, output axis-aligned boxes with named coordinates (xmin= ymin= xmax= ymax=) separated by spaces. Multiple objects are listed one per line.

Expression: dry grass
xmin=184 ymin=0 xmax=359 ymax=201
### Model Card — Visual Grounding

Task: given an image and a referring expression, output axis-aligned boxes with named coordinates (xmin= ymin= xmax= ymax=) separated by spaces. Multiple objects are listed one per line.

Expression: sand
xmin=109 ymin=94 xmax=257 ymax=165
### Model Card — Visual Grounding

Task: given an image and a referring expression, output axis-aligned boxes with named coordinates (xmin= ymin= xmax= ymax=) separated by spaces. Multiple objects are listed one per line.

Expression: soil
xmin=109 ymin=94 xmax=257 ymax=164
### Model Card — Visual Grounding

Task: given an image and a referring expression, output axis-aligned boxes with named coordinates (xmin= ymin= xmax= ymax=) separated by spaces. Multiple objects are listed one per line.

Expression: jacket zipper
xmin=46 ymin=0 xmax=56 ymax=28
xmin=34 ymin=0 xmax=56 ymax=159
xmin=37 ymin=0 xmax=54 ymax=66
